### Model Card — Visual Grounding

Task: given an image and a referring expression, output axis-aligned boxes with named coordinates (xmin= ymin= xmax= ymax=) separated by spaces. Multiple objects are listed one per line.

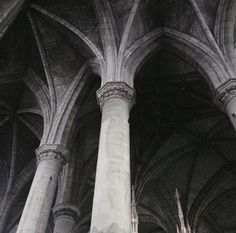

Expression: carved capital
xmin=35 ymin=144 xmax=69 ymax=165
xmin=213 ymin=79 xmax=236 ymax=111
xmin=53 ymin=204 xmax=80 ymax=221
xmin=96 ymin=82 xmax=136 ymax=109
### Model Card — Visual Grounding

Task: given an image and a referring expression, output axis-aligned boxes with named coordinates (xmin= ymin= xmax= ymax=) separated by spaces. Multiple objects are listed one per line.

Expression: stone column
xmin=16 ymin=144 xmax=68 ymax=233
xmin=53 ymin=204 xmax=79 ymax=233
xmin=213 ymin=79 xmax=236 ymax=130
xmin=90 ymin=82 xmax=135 ymax=233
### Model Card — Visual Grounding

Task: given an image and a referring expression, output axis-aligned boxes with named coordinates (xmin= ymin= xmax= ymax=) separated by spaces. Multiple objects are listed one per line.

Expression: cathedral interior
xmin=1 ymin=0 xmax=236 ymax=233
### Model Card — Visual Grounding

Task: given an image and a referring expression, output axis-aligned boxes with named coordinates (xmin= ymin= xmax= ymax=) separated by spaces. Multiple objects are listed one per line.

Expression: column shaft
xmin=90 ymin=82 xmax=135 ymax=233
xmin=16 ymin=144 xmax=68 ymax=233
xmin=53 ymin=204 xmax=79 ymax=233
xmin=53 ymin=218 xmax=75 ymax=233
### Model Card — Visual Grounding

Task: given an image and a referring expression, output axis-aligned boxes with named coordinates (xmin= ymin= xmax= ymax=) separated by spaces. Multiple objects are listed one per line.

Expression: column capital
xmin=96 ymin=82 xmax=136 ymax=109
xmin=53 ymin=203 xmax=80 ymax=221
xmin=213 ymin=79 xmax=236 ymax=111
xmin=35 ymin=144 xmax=69 ymax=165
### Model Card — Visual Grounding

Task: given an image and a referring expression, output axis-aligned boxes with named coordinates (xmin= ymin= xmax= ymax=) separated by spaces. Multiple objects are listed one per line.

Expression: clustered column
xmin=53 ymin=204 xmax=79 ymax=233
xmin=16 ymin=144 xmax=68 ymax=233
xmin=90 ymin=82 xmax=135 ymax=233
xmin=213 ymin=79 xmax=236 ymax=130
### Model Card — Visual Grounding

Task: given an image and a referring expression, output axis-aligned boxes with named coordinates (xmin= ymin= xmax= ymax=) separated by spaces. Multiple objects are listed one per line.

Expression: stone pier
xmin=90 ymin=82 xmax=135 ymax=233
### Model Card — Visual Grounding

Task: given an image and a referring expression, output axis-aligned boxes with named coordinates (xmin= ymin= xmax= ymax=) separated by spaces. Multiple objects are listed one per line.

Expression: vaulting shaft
xmin=90 ymin=82 xmax=135 ymax=233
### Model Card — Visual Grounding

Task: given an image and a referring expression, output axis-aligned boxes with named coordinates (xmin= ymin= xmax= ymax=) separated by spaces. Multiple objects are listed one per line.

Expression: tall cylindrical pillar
xmin=90 ymin=82 xmax=135 ymax=233
xmin=53 ymin=204 xmax=79 ymax=233
xmin=16 ymin=144 xmax=68 ymax=233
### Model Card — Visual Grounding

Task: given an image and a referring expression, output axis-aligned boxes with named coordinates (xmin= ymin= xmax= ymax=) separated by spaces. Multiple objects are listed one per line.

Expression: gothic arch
xmin=136 ymin=144 xmax=196 ymax=199
xmin=196 ymin=187 xmax=236 ymax=233
xmin=189 ymin=163 xmax=236 ymax=230
xmin=44 ymin=60 xmax=101 ymax=146
xmin=30 ymin=3 xmax=104 ymax=66
xmin=23 ymin=69 xmax=50 ymax=142
xmin=122 ymin=28 xmax=230 ymax=89
xmin=214 ymin=0 xmax=236 ymax=74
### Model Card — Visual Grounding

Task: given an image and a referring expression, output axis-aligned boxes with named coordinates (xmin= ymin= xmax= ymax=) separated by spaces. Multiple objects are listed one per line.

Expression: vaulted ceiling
xmin=132 ymin=51 xmax=236 ymax=233
xmin=0 ymin=0 xmax=236 ymax=233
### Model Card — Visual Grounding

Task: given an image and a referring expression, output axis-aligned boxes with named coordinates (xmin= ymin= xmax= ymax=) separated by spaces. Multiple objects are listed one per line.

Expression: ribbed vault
xmin=1 ymin=0 xmax=236 ymax=233
xmin=131 ymin=50 xmax=236 ymax=233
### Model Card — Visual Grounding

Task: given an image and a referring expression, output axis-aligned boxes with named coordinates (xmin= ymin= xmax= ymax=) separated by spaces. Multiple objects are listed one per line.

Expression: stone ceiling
xmin=0 ymin=0 xmax=236 ymax=233
xmin=132 ymin=50 xmax=236 ymax=233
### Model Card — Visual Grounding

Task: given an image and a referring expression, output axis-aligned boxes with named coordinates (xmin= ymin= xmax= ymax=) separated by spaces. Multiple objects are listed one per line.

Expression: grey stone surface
xmin=53 ymin=204 xmax=79 ymax=233
xmin=1 ymin=1 xmax=236 ymax=233
xmin=90 ymin=82 xmax=134 ymax=233
xmin=16 ymin=145 xmax=68 ymax=233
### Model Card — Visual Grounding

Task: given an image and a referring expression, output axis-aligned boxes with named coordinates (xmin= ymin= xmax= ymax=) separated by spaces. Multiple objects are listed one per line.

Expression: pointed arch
xmin=196 ymin=187 xmax=236 ymax=233
xmin=0 ymin=0 xmax=27 ymax=41
xmin=121 ymin=28 xmax=230 ymax=90
xmin=136 ymin=144 xmax=196 ymax=199
xmin=23 ymin=69 xmax=50 ymax=143
xmin=189 ymin=162 xmax=236 ymax=231
xmin=214 ymin=0 xmax=236 ymax=74
xmin=31 ymin=3 xmax=104 ymax=65
xmin=45 ymin=59 xmax=101 ymax=146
